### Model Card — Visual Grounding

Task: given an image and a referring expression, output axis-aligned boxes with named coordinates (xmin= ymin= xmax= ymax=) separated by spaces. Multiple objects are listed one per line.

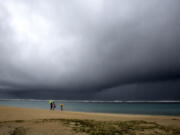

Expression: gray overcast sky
xmin=0 ymin=0 xmax=180 ymax=100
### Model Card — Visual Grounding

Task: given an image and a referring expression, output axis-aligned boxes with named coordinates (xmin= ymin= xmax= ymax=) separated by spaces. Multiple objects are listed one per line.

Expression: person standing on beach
xmin=60 ymin=104 xmax=64 ymax=111
xmin=48 ymin=100 xmax=53 ymax=110
xmin=52 ymin=101 xmax=56 ymax=110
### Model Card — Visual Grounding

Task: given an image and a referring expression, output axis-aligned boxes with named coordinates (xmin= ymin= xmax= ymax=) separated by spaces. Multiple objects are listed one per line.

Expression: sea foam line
xmin=0 ymin=99 xmax=180 ymax=103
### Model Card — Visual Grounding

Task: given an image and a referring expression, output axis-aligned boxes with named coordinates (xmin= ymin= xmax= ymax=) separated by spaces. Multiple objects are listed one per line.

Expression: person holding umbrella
xmin=48 ymin=100 xmax=53 ymax=110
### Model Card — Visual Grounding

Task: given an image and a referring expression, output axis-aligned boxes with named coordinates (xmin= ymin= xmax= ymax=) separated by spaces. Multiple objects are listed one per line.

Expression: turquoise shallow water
xmin=0 ymin=100 xmax=180 ymax=116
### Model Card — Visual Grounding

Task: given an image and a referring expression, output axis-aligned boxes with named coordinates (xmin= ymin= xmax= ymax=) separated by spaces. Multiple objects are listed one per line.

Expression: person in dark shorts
xmin=49 ymin=100 xmax=53 ymax=110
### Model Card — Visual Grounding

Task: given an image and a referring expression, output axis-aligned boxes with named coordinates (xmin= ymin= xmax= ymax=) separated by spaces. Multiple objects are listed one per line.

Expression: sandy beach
xmin=0 ymin=106 xmax=180 ymax=135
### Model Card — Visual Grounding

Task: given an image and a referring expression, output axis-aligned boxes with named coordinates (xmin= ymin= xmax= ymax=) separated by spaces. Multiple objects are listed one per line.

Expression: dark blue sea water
xmin=0 ymin=100 xmax=180 ymax=116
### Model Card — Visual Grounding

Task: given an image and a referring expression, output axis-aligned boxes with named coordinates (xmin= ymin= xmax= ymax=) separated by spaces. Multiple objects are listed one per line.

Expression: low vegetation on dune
xmin=62 ymin=119 xmax=180 ymax=135
xmin=0 ymin=119 xmax=180 ymax=135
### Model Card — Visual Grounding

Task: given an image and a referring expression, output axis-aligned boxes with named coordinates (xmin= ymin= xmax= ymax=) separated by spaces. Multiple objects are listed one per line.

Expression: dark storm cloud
xmin=0 ymin=0 xmax=180 ymax=99
xmin=93 ymin=79 xmax=180 ymax=100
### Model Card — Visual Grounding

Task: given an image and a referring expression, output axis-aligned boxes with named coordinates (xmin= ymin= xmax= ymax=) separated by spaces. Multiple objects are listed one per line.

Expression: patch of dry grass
xmin=62 ymin=119 xmax=180 ymax=135
xmin=0 ymin=119 xmax=180 ymax=135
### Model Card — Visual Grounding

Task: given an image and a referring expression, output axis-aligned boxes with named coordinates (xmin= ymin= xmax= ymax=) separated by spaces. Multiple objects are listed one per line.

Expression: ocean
xmin=0 ymin=99 xmax=180 ymax=116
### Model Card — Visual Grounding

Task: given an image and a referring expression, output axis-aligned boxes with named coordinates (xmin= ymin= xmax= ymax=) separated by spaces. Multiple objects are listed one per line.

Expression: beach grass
xmin=62 ymin=119 xmax=180 ymax=135
xmin=11 ymin=127 xmax=26 ymax=135
xmin=1 ymin=118 xmax=180 ymax=135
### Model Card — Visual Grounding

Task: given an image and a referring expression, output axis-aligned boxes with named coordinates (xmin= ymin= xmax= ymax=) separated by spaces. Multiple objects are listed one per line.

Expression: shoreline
xmin=0 ymin=105 xmax=180 ymax=127
xmin=0 ymin=104 xmax=180 ymax=117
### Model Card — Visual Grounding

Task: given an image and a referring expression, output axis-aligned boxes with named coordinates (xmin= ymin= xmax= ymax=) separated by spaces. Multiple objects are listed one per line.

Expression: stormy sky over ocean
xmin=0 ymin=0 xmax=180 ymax=100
